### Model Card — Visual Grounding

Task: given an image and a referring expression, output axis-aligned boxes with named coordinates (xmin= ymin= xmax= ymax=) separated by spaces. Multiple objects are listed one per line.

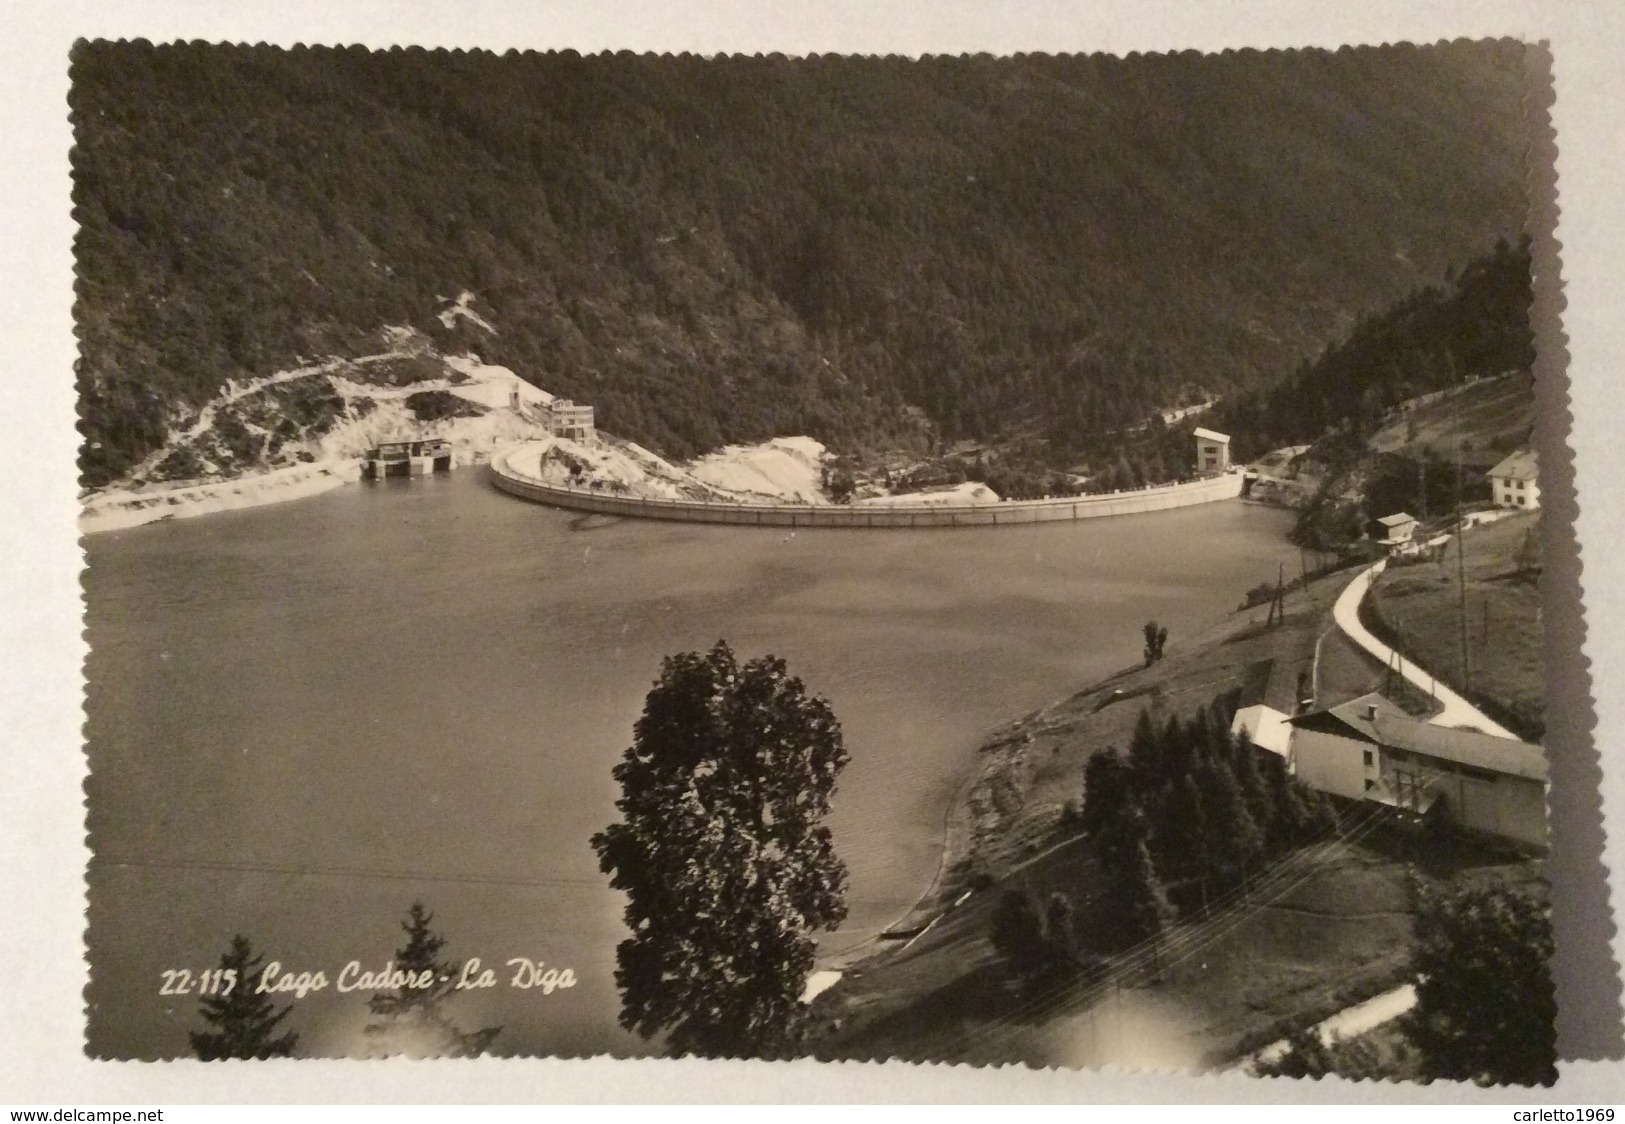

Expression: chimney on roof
xmin=1364 ymin=703 xmax=1379 ymax=721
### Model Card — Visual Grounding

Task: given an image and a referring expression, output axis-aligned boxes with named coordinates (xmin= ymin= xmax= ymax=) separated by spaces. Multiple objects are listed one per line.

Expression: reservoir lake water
xmin=83 ymin=469 xmax=1296 ymax=1059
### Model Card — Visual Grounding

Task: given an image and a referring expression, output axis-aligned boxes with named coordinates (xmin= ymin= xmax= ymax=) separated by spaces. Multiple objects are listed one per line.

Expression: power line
xmin=950 ymin=804 xmax=1392 ymax=1055
xmin=92 ymin=855 xmax=921 ymax=907
xmin=90 ymin=855 xmax=604 ymax=890
xmin=934 ymin=805 xmax=1394 ymax=1061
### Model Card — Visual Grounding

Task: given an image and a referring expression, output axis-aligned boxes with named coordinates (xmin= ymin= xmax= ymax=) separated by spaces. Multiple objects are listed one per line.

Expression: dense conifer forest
xmin=1206 ymin=236 xmax=1536 ymax=465
xmin=1196 ymin=236 xmax=1536 ymax=548
xmin=71 ymin=42 xmax=1528 ymax=489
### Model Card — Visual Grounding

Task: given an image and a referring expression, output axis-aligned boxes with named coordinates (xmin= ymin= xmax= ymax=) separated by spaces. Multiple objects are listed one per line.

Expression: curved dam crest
xmin=488 ymin=445 xmax=1247 ymax=527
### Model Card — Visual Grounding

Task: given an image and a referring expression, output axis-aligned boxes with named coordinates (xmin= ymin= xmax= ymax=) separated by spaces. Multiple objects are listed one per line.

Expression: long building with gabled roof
xmin=1287 ymin=692 xmax=1546 ymax=849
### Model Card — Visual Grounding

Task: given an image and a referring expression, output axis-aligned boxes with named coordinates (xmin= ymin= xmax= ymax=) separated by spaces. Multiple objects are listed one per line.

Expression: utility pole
xmin=1455 ymin=437 xmax=1472 ymax=696
xmin=1267 ymin=561 xmax=1286 ymax=627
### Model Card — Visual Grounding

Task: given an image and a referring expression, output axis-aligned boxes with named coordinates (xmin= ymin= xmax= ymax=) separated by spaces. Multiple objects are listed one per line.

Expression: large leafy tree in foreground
xmin=592 ymin=641 xmax=850 ymax=1058
xmin=1409 ymin=880 xmax=1556 ymax=1086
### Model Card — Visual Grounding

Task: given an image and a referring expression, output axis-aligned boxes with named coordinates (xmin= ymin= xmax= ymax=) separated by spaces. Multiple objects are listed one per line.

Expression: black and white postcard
xmin=6 ymin=0 xmax=1625 ymax=1106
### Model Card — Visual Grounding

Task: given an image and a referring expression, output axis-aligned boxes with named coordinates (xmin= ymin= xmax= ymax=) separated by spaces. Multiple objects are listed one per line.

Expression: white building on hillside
xmin=545 ymin=399 xmax=595 ymax=442
xmin=1287 ymin=693 xmax=1547 ymax=849
xmin=1193 ymin=428 xmax=1231 ymax=474
xmin=1488 ymin=450 xmax=1539 ymax=511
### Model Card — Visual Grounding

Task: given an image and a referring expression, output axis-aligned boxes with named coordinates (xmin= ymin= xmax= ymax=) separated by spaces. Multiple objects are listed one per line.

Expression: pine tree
xmin=367 ymin=901 xmax=450 ymax=1022
xmin=1260 ymin=750 xmax=1313 ymax=851
xmin=1128 ymin=708 xmax=1164 ymax=788
xmin=1160 ymin=713 xmax=1196 ymax=781
xmin=189 ymin=935 xmax=298 ymax=1060
xmin=1159 ymin=773 xmax=1210 ymax=912
xmin=1203 ymin=758 xmax=1265 ymax=888
xmin=1229 ymin=735 xmax=1277 ymax=851
xmin=1099 ymin=806 xmax=1175 ymax=951
xmin=1080 ymin=749 xmax=1132 ymax=841
xmin=365 ymin=902 xmax=501 ymax=1058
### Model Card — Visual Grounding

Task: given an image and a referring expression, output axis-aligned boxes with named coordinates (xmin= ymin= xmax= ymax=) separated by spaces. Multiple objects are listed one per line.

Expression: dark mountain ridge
xmin=71 ymin=42 xmax=1530 ymax=488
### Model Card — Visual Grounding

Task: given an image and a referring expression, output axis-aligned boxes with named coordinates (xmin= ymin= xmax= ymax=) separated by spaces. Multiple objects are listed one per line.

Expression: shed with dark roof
xmin=1228 ymin=658 xmax=1307 ymax=759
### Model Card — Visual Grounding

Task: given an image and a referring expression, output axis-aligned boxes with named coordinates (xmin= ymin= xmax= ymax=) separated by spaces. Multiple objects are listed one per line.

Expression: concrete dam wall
xmin=488 ymin=448 xmax=1245 ymax=528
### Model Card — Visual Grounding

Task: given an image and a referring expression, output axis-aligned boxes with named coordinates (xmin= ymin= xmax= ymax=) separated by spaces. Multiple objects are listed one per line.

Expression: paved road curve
xmin=1251 ymin=983 xmax=1419 ymax=1067
xmin=1333 ymin=560 xmax=1518 ymax=740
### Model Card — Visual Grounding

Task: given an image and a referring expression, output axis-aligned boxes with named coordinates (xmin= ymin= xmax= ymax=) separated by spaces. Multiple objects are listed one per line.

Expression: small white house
xmin=1487 ymin=450 xmax=1539 ymax=511
xmin=1375 ymin=512 xmax=1418 ymax=553
xmin=1193 ymin=428 xmax=1231 ymax=474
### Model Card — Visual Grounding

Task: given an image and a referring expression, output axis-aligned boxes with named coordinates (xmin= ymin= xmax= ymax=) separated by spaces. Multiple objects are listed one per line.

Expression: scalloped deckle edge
xmin=71 ymin=38 xmax=1591 ymax=1085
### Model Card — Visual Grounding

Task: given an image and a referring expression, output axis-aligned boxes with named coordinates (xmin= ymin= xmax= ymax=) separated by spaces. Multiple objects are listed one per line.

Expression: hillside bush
xmin=405 ymin=390 xmax=486 ymax=422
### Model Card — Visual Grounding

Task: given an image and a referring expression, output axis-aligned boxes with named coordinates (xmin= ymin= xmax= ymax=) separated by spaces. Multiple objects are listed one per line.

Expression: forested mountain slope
xmin=72 ymin=42 xmax=1529 ymax=488
xmin=1196 ymin=237 xmax=1536 ymax=549
xmin=1207 ymin=237 xmax=1535 ymax=465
